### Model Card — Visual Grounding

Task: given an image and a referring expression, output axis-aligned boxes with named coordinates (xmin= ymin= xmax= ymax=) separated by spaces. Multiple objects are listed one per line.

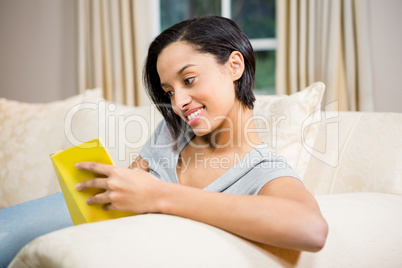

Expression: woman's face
xmin=156 ymin=41 xmax=243 ymax=137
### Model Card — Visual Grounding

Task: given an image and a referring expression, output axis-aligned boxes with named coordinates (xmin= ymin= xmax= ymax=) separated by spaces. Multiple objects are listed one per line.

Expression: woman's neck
xmin=191 ymin=105 xmax=261 ymax=154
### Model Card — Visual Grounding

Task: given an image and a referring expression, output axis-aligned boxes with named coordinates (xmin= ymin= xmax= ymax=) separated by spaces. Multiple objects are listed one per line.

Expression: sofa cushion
xmin=296 ymin=193 xmax=402 ymax=267
xmin=304 ymin=112 xmax=402 ymax=195
xmin=0 ymin=89 xmax=111 ymax=208
xmin=63 ymin=90 xmax=163 ymax=168
xmin=253 ymin=82 xmax=325 ymax=180
xmin=0 ymin=94 xmax=84 ymax=208
xmin=9 ymin=192 xmax=402 ymax=268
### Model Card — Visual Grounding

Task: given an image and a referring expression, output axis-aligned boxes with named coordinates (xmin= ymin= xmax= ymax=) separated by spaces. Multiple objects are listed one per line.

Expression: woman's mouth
xmin=187 ymin=107 xmax=205 ymax=125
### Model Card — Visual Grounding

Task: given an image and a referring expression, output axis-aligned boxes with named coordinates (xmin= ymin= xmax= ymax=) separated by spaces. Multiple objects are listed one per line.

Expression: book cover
xmin=50 ymin=138 xmax=134 ymax=225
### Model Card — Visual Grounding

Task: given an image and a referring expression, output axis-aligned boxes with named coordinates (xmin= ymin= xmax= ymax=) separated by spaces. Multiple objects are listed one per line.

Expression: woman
xmin=1 ymin=16 xmax=327 ymax=267
xmin=76 ymin=16 xmax=328 ymax=251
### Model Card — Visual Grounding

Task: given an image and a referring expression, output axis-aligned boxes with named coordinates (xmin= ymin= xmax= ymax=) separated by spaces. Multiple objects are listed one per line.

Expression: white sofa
xmin=1 ymin=83 xmax=402 ymax=267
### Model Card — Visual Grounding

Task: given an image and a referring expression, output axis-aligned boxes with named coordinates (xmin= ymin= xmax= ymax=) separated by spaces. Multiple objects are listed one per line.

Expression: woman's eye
xmin=184 ymin=77 xmax=194 ymax=85
xmin=165 ymin=90 xmax=174 ymax=98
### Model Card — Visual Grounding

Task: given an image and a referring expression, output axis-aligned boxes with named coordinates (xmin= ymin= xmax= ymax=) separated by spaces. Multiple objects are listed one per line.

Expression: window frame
xmin=220 ymin=0 xmax=277 ymax=52
xmin=156 ymin=0 xmax=277 ymax=93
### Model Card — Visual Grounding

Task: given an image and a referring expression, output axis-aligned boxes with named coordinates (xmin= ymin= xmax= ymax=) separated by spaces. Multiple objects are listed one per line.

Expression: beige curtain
xmin=78 ymin=0 xmax=158 ymax=106
xmin=276 ymin=0 xmax=374 ymax=111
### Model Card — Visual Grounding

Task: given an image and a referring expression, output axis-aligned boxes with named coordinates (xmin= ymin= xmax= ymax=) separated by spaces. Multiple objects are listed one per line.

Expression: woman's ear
xmin=228 ymin=51 xmax=245 ymax=81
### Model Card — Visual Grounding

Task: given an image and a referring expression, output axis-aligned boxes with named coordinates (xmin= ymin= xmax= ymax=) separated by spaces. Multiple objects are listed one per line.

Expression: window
xmin=159 ymin=0 xmax=277 ymax=95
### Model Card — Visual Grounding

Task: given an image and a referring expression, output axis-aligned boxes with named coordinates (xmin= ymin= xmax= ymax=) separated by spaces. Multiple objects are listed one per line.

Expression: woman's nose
xmin=173 ymin=89 xmax=192 ymax=111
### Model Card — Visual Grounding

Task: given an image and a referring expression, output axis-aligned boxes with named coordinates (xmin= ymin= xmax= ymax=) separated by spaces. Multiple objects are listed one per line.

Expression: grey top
xmin=139 ymin=120 xmax=300 ymax=195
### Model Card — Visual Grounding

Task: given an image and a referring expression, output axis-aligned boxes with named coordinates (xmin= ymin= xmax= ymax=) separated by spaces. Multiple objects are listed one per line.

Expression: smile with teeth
xmin=187 ymin=107 xmax=204 ymax=120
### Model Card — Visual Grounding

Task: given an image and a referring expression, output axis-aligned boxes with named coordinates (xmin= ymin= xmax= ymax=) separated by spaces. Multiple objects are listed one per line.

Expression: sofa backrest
xmin=303 ymin=111 xmax=402 ymax=195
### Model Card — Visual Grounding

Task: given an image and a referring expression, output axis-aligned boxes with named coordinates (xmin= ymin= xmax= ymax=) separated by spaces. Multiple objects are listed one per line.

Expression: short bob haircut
xmin=143 ymin=16 xmax=256 ymax=140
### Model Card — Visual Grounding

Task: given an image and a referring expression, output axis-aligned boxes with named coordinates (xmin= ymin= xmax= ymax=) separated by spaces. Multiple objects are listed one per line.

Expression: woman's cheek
xmin=172 ymin=106 xmax=182 ymax=117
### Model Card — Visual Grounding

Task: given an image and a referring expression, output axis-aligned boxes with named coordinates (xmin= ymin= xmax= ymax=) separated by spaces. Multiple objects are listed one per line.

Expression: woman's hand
xmin=75 ymin=162 xmax=164 ymax=214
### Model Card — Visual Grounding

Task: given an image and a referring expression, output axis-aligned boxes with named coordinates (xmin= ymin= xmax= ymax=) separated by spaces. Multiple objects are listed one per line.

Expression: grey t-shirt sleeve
xmin=229 ymin=159 xmax=301 ymax=195
xmin=138 ymin=119 xmax=166 ymax=162
xmin=138 ymin=119 xmax=185 ymax=184
xmin=203 ymin=145 xmax=301 ymax=195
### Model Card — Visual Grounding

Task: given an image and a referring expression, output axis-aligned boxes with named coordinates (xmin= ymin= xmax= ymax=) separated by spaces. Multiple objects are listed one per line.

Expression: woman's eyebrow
xmin=160 ymin=64 xmax=197 ymax=88
xmin=178 ymin=64 xmax=196 ymax=75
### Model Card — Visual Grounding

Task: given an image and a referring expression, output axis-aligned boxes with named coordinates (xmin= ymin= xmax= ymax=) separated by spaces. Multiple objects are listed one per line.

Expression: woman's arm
xmin=155 ymin=176 xmax=328 ymax=252
xmin=75 ymin=161 xmax=328 ymax=252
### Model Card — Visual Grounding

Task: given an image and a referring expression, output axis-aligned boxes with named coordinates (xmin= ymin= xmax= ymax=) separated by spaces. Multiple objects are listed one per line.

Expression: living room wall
xmin=0 ymin=0 xmax=77 ymax=103
xmin=369 ymin=0 xmax=402 ymax=112
xmin=0 ymin=0 xmax=401 ymax=112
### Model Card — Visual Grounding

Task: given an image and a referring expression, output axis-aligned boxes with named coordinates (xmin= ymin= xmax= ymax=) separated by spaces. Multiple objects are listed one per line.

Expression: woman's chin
xmin=191 ymin=128 xmax=211 ymax=137
xmin=186 ymin=116 xmax=212 ymax=136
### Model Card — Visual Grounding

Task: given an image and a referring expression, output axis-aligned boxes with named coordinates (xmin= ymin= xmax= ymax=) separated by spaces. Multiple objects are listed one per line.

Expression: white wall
xmin=0 ymin=0 xmax=77 ymax=102
xmin=369 ymin=0 xmax=402 ymax=113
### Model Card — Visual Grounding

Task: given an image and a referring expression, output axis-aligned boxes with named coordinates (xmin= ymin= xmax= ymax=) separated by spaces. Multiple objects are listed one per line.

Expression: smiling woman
xmin=0 ymin=16 xmax=327 ymax=267
xmin=157 ymin=42 xmax=242 ymax=132
xmin=145 ymin=16 xmax=256 ymax=140
xmin=84 ymin=16 xmax=326 ymax=251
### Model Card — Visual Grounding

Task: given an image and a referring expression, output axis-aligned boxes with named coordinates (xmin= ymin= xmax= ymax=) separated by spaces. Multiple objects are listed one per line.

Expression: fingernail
xmin=75 ymin=183 xmax=81 ymax=190
xmin=75 ymin=163 xmax=80 ymax=168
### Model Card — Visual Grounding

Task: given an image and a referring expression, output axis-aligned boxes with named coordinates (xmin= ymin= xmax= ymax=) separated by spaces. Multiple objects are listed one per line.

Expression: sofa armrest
xmin=9 ymin=214 xmax=294 ymax=268
xmin=10 ymin=193 xmax=402 ymax=268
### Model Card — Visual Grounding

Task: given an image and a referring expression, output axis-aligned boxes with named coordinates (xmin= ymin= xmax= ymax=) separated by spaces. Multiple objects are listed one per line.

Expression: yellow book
xmin=50 ymin=138 xmax=134 ymax=225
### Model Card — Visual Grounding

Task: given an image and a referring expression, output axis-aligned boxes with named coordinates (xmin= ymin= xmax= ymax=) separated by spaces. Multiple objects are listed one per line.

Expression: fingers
xmin=102 ymin=202 xmax=115 ymax=211
xmin=76 ymin=177 xmax=108 ymax=190
xmin=75 ymin=162 xmax=114 ymax=190
xmin=86 ymin=191 xmax=110 ymax=205
xmin=75 ymin=161 xmax=113 ymax=176
xmin=85 ymin=192 xmax=119 ymax=211
xmin=74 ymin=162 xmax=133 ymax=212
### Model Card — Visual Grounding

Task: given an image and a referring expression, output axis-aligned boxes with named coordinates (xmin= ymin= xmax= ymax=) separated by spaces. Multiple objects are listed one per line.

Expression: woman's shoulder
xmin=144 ymin=119 xmax=194 ymax=152
xmin=251 ymin=143 xmax=285 ymax=161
